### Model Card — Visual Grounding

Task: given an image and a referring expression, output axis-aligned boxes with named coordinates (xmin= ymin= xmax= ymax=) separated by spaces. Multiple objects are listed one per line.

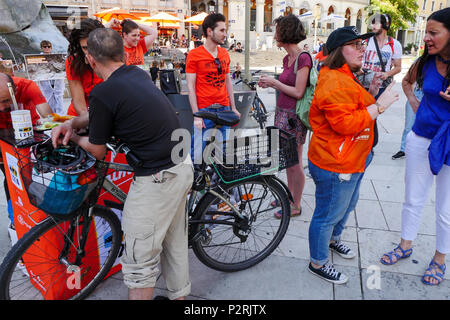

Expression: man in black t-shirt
xmin=51 ymin=28 xmax=193 ymax=301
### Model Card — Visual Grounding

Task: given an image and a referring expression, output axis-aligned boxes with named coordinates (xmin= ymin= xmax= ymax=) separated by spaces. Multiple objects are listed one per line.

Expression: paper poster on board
xmin=24 ymin=53 xmax=66 ymax=81
xmin=5 ymin=152 xmax=23 ymax=191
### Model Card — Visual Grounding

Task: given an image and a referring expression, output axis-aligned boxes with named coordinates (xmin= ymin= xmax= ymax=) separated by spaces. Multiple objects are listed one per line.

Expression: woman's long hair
xmin=67 ymin=18 xmax=104 ymax=77
xmin=416 ymin=7 xmax=450 ymax=90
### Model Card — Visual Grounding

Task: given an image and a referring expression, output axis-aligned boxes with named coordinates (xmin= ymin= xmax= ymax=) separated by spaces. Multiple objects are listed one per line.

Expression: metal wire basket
xmin=210 ymin=127 xmax=299 ymax=183
xmin=16 ymin=143 xmax=101 ymax=217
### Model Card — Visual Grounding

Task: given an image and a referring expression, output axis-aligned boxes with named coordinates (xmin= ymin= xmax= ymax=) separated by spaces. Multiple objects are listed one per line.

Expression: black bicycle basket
xmin=17 ymin=141 xmax=100 ymax=216
xmin=210 ymin=126 xmax=298 ymax=183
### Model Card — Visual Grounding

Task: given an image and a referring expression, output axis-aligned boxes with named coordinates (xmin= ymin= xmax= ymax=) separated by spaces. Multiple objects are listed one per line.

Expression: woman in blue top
xmin=380 ymin=7 xmax=450 ymax=286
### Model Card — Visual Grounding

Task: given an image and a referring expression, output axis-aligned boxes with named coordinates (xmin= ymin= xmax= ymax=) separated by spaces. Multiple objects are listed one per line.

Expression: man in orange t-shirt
xmin=186 ymin=13 xmax=239 ymax=164
xmin=0 ymin=74 xmax=51 ymax=128
xmin=0 ymin=74 xmax=52 ymax=226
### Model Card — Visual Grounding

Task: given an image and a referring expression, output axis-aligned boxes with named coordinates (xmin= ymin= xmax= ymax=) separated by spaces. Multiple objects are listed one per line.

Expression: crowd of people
xmin=0 ymin=7 xmax=448 ymax=299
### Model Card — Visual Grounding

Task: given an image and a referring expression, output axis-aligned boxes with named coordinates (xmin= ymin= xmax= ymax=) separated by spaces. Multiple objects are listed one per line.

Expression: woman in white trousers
xmin=380 ymin=7 xmax=450 ymax=286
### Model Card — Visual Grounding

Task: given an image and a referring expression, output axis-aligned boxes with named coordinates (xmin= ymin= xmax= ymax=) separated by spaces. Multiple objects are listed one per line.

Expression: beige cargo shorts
xmin=120 ymin=157 xmax=193 ymax=300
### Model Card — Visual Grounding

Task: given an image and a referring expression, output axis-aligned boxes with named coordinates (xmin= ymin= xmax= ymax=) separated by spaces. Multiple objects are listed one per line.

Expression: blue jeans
xmin=191 ymin=106 xmax=230 ymax=165
xmin=400 ymin=88 xmax=423 ymax=152
xmin=308 ymin=151 xmax=373 ymax=266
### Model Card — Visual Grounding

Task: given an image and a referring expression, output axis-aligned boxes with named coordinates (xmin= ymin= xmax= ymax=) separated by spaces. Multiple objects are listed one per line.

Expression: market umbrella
xmin=297 ymin=11 xmax=314 ymax=20
xmin=94 ymin=7 xmax=139 ymax=22
xmin=184 ymin=12 xmax=208 ymax=25
xmin=146 ymin=12 xmax=181 ymax=23
xmin=320 ymin=14 xmax=346 ymax=22
xmin=137 ymin=17 xmax=156 ymax=26
xmin=158 ymin=21 xmax=181 ymax=29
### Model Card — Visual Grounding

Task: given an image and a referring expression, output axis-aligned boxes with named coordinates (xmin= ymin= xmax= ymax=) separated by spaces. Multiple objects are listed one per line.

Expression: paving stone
xmin=358 ymin=229 xmax=449 ymax=280
xmin=355 ymin=199 xmax=389 ymax=230
xmin=362 ymin=269 xmax=450 ymax=300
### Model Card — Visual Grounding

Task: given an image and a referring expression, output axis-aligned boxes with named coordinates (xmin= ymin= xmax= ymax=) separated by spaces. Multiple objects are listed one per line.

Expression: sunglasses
xmin=214 ymin=58 xmax=222 ymax=75
xmin=42 ymin=45 xmax=52 ymax=48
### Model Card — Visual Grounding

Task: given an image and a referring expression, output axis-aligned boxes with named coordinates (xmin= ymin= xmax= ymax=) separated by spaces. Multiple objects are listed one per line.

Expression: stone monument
xmin=0 ymin=0 xmax=68 ymax=67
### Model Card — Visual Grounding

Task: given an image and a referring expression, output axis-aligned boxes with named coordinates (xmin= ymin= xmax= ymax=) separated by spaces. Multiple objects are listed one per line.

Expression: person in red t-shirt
xmin=0 ymin=73 xmax=51 ymax=128
xmin=186 ymin=13 xmax=240 ymax=164
xmin=108 ymin=19 xmax=157 ymax=66
xmin=66 ymin=18 xmax=110 ymax=116
xmin=0 ymin=73 xmax=52 ymax=226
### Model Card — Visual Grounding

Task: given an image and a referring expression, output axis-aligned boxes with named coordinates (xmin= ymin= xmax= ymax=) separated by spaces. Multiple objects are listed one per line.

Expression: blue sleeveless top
xmin=412 ymin=57 xmax=450 ymax=139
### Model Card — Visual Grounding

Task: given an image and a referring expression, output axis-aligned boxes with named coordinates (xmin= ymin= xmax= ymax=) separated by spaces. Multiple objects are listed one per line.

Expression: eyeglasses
xmin=214 ymin=58 xmax=222 ymax=75
xmin=42 ymin=46 xmax=52 ymax=49
xmin=345 ymin=41 xmax=366 ymax=50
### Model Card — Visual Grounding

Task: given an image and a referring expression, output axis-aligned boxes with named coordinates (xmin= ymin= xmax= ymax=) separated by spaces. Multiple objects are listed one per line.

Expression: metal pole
xmin=244 ymin=0 xmax=250 ymax=81
xmin=187 ymin=1 xmax=191 ymax=52
xmin=314 ymin=18 xmax=318 ymax=48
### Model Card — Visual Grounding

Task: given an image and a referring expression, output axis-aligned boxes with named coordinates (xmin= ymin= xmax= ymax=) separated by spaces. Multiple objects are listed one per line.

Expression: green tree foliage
xmin=366 ymin=0 xmax=419 ymax=36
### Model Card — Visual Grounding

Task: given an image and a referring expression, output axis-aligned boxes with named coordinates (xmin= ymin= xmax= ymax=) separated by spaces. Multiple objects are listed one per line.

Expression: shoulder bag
xmin=294 ymin=51 xmax=317 ymax=131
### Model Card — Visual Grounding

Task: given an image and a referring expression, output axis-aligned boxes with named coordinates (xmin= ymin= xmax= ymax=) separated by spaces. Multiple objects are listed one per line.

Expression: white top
xmin=361 ymin=36 xmax=403 ymax=87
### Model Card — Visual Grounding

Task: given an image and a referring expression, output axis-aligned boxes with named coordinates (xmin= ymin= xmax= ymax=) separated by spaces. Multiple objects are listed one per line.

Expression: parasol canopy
xmin=320 ymin=14 xmax=346 ymax=22
xmin=146 ymin=12 xmax=181 ymax=23
xmin=184 ymin=12 xmax=208 ymax=25
xmin=94 ymin=7 xmax=139 ymax=22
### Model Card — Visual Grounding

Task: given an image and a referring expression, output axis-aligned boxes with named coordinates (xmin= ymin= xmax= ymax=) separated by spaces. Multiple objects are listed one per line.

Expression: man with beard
xmin=185 ymin=13 xmax=240 ymax=164
xmin=360 ymin=13 xmax=402 ymax=148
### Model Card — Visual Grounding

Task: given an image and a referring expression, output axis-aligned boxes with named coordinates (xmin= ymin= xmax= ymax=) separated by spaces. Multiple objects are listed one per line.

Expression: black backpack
xmin=159 ymin=69 xmax=180 ymax=95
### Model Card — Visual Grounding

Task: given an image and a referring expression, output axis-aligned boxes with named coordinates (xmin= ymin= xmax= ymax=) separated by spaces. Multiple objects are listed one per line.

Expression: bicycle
xmin=0 ymin=111 xmax=297 ymax=300
xmin=235 ymin=70 xmax=268 ymax=129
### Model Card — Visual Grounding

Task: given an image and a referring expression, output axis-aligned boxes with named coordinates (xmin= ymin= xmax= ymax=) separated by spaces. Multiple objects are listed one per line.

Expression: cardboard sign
xmin=24 ymin=53 xmax=66 ymax=82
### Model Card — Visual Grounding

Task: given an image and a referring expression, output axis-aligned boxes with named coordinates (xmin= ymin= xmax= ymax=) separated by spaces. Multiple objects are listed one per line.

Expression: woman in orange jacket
xmin=307 ymin=27 xmax=399 ymax=284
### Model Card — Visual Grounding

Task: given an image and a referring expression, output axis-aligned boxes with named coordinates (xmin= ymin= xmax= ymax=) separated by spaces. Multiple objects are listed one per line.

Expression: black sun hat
xmin=326 ymin=26 xmax=374 ymax=53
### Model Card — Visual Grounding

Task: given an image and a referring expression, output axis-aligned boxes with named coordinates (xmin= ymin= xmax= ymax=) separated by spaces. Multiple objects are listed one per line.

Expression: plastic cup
xmin=11 ymin=109 xmax=33 ymax=140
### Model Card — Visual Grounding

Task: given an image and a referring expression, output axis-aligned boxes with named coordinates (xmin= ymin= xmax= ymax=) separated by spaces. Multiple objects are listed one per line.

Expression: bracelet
xmin=375 ymin=102 xmax=386 ymax=114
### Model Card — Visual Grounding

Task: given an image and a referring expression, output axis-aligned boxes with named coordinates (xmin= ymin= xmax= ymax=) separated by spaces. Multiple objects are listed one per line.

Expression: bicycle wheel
xmin=252 ymin=96 xmax=268 ymax=129
xmin=191 ymin=177 xmax=290 ymax=272
xmin=0 ymin=206 xmax=122 ymax=300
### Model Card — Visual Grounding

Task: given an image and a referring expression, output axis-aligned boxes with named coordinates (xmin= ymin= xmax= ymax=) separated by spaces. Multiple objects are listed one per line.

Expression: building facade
xmin=43 ymin=0 xmax=374 ymax=47
xmin=398 ymin=0 xmax=448 ymax=49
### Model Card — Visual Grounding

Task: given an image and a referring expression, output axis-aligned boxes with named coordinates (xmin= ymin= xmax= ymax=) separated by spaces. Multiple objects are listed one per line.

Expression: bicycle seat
xmin=194 ymin=110 xmax=240 ymax=127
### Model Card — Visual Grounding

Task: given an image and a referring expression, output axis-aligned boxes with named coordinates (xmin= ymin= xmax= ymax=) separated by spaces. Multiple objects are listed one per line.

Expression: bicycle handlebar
xmin=234 ymin=69 xmax=262 ymax=85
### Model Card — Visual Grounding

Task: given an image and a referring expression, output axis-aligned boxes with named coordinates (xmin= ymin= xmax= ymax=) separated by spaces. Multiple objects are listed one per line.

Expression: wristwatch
xmin=375 ymin=102 xmax=386 ymax=114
